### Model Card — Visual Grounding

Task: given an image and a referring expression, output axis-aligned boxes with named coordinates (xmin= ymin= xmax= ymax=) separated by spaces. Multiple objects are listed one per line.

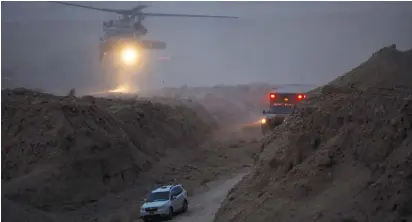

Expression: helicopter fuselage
xmin=99 ymin=33 xmax=166 ymax=61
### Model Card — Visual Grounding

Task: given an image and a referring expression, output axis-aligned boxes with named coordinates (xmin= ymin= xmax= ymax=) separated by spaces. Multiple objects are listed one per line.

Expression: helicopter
xmin=51 ymin=1 xmax=238 ymax=66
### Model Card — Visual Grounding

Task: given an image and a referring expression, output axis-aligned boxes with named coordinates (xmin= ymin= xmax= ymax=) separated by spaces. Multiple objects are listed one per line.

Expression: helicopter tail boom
xmin=139 ymin=40 xmax=166 ymax=50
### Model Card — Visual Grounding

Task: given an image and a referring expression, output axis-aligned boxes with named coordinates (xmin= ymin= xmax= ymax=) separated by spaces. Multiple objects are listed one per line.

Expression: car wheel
xmin=143 ymin=217 xmax=150 ymax=222
xmin=182 ymin=200 xmax=188 ymax=213
xmin=167 ymin=207 xmax=173 ymax=220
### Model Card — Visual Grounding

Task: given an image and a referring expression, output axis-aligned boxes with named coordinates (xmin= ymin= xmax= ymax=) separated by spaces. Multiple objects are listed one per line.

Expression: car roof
xmin=152 ymin=184 xmax=182 ymax=193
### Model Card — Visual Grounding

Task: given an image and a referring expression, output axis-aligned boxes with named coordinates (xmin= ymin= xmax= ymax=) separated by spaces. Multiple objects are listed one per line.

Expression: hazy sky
xmin=2 ymin=1 xmax=412 ymax=94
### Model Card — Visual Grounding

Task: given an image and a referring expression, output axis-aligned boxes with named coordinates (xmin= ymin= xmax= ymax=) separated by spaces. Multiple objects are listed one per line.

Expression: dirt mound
xmin=1 ymin=88 xmax=215 ymax=212
xmin=142 ymin=96 xmax=219 ymax=130
xmin=310 ymin=46 xmax=412 ymax=95
xmin=1 ymin=199 xmax=54 ymax=222
xmin=214 ymin=47 xmax=412 ymax=222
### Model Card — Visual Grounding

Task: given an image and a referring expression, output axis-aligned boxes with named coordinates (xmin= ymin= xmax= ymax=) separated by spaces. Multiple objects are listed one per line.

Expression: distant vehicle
xmin=51 ymin=1 xmax=237 ymax=67
xmin=140 ymin=184 xmax=188 ymax=221
xmin=260 ymin=91 xmax=307 ymax=134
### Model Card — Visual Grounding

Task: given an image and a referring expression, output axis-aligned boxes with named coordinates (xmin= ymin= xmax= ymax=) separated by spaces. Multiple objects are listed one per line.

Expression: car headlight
xmin=261 ymin=118 xmax=267 ymax=124
xmin=121 ymin=47 xmax=139 ymax=64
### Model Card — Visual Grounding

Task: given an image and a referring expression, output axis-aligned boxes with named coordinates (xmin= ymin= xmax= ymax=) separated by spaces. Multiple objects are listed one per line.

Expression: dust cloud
xmin=2 ymin=2 xmax=412 ymax=222
xmin=2 ymin=2 xmax=412 ymax=95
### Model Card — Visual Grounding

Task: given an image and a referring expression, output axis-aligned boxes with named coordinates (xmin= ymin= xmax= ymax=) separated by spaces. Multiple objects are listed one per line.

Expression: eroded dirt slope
xmin=1 ymin=88 xmax=262 ymax=222
xmin=1 ymin=88 xmax=215 ymax=212
xmin=214 ymin=46 xmax=412 ymax=222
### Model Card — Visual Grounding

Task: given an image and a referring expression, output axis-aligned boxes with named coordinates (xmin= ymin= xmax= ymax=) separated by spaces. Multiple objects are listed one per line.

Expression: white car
xmin=140 ymin=184 xmax=188 ymax=221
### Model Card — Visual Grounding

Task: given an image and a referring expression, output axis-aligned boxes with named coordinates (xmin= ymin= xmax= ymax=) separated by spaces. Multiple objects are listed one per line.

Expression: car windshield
xmin=268 ymin=105 xmax=294 ymax=114
xmin=146 ymin=191 xmax=169 ymax=202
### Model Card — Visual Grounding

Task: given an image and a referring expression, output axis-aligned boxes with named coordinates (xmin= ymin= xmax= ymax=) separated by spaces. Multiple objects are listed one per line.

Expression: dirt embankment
xmin=2 ymin=88 xmax=262 ymax=222
xmin=1 ymin=89 xmax=216 ymax=216
xmin=214 ymin=46 xmax=412 ymax=222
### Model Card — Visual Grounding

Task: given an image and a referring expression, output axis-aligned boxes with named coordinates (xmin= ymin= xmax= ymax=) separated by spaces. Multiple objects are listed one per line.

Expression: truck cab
xmin=261 ymin=92 xmax=306 ymax=134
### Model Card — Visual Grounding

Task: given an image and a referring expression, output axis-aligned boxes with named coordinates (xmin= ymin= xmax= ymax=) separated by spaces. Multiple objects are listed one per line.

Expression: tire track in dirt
xmin=172 ymin=172 xmax=249 ymax=222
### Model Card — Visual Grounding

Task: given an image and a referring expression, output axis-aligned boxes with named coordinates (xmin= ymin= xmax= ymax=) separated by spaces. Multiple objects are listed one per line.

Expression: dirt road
xmin=172 ymin=172 xmax=248 ymax=222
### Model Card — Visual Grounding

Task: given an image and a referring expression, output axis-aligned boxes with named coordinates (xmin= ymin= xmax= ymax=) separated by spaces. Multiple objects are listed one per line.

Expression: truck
xmin=260 ymin=90 xmax=307 ymax=134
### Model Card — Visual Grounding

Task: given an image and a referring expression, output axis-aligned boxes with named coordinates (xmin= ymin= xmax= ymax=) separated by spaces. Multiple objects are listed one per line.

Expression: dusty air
xmin=2 ymin=2 xmax=412 ymax=222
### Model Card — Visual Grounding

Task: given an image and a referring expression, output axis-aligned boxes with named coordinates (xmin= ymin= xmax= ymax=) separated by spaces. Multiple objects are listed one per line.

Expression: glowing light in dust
xmin=108 ymin=86 xmax=128 ymax=93
xmin=107 ymin=83 xmax=138 ymax=94
xmin=261 ymin=118 xmax=267 ymax=124
xmin=121 ymin=48 xmax=138 ymax=64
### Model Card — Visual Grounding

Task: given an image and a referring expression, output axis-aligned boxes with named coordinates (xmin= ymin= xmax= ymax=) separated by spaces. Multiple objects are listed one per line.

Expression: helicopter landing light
xmin=121 ymin=48 xmax=139 ymax=64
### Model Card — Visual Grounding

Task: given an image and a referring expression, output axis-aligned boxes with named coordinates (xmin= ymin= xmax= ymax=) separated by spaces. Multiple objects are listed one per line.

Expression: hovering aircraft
xmin=51 ymin=1 xmax=238 ymax=66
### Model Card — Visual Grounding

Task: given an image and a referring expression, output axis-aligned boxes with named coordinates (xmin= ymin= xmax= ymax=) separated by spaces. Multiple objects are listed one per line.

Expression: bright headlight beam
xmin=261 ymin=118 xmax=266 ymax=124
xmin=121 ymin=48 xmax=138 ymax=64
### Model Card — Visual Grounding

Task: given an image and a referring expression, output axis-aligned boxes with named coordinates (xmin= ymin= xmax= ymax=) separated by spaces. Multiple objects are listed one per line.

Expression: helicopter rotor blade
xmin=140 ymin=12 xmax=238 ymax=19
xmin=131 ymin=5 xmax=149 ymax=12
xmin=50 ymin=1 xmax=129 ymax=14
xmin=50 ymin=1 xmax=237 ymax=19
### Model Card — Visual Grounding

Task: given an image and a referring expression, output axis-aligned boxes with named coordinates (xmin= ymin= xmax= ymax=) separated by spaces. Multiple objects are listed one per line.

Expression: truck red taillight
xmin=296 ymin=94 xmax=306 ymax=100
xmin=269 ymin=93 xmax=276 ymax=100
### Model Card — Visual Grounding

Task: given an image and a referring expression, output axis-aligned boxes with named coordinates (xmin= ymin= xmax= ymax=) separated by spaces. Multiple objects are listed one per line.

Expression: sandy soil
xmin=1 ymin=87 xmax=262 ymax=222
xmin=173 ymin=171 xmax=249 ymax=222
xmin=214 ymin=46 xmax=412 ymax=222
xmin=99 ymin=130 xmax=260 ymax=222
